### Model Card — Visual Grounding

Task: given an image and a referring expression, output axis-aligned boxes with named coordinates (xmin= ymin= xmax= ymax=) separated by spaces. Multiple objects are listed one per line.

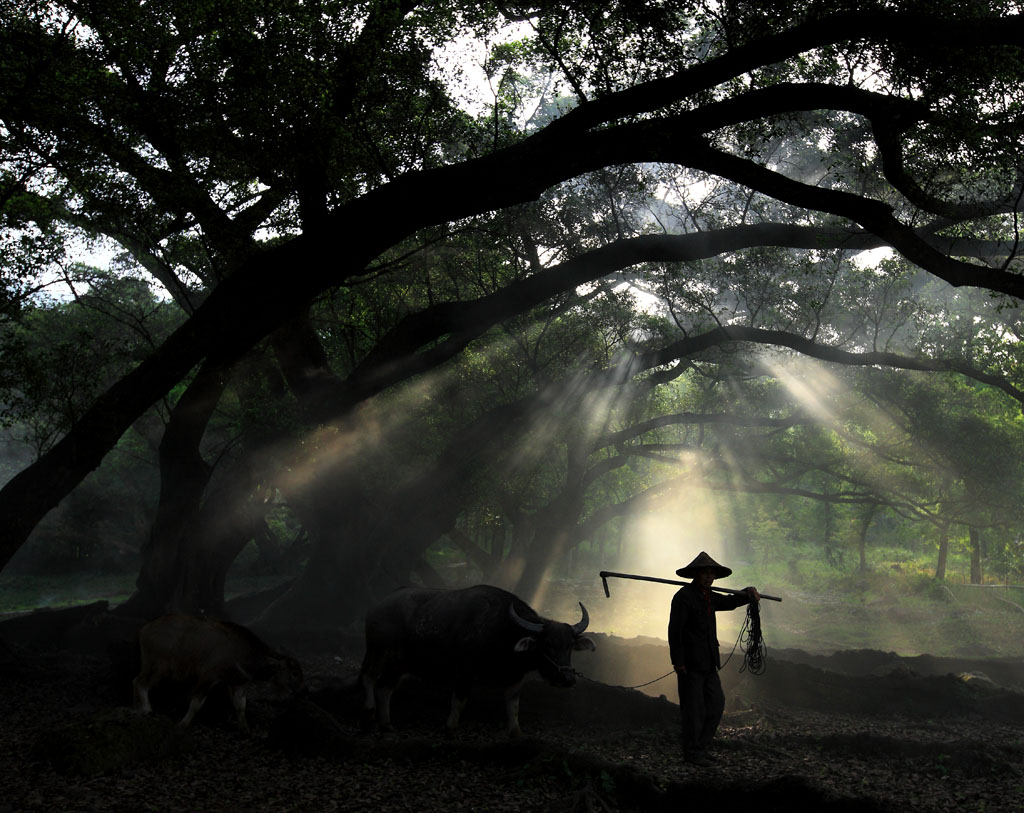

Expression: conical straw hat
xmin=675 ymin=550 xmax=732 ymax=579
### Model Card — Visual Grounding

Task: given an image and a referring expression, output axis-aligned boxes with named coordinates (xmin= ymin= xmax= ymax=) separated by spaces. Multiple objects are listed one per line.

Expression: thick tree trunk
xmin=254 ymin=481 xmax=390 ymax=633
xmin=494 ymin=496 xmax=534 ymax=589
xmin=513 ymin=441 xmax=587 ymax=603
xmin=254 ymin=317 xmax=391 ymax=631
xmin=448 ymin=527 xmax=502 ymax=581
xmin=270 ymin=315 xmax=340 ymax=425
xmin=117 ymin=352 xmax=282 ymax=619
xmin=115 ymin=361 xmax=227 ymax=618
xmin=514 ymin=523 xmax=577 ymax=605
xmin=512 ymin=490 xmax=586 ymax=605
xmin=171 ymin=465 xmax=267 ymax=617
xmin=258 ymin=393 xmax=549 ymax=631
xmin=257 ymin=415 xmax=521 ymax=632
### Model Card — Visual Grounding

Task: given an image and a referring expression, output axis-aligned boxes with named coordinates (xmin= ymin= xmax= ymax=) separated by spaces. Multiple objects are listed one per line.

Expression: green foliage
xmin=0 ymin=269 xmax=174 ymax=572
xmin=0 ymin=268 xmax=179 ymax=453
xmin=2 ymin=0 xmax=1024 ymax=616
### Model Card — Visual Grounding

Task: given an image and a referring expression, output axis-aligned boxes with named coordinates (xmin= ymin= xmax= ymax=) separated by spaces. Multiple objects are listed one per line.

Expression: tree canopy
xmin=2 ymin=0 xmax=1024 ymax=618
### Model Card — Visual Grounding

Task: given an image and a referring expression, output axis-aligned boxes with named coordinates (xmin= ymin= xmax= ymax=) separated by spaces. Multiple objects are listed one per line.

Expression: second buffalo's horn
xmin=572 ymin=602 xmax=589 ymax=635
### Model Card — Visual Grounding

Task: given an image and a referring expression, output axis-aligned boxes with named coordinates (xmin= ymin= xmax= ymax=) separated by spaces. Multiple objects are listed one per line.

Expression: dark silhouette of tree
xmin=2 ymin=2 xmax=1024 ymax=612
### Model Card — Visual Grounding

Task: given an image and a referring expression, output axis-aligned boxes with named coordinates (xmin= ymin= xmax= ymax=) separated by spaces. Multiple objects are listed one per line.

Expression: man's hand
xmin=674 ymin=663 xmax=687 ymax=674
xmin=745 ymin=586 xmax=761 ymax=602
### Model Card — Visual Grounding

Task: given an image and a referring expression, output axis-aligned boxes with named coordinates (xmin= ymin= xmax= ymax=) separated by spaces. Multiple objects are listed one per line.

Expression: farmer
xmin=668 ymin=551 xmax=760 ymax=766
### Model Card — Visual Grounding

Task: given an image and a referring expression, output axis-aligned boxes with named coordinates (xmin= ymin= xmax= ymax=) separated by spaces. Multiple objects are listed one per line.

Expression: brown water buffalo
xmin=361 ymin=585 xmax=595 ymax=737
xmin=133 ymin=614 xmax=303 ymax=730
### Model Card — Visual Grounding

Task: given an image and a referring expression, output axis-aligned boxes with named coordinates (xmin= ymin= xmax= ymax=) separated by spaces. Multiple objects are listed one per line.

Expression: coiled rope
xmin=738 ymin=599 xmax=767 ymax=674
xmin=719 ymin=600 xmax=767 ymax=674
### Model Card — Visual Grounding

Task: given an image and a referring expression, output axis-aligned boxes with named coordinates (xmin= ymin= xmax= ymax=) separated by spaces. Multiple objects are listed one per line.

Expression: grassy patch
xmin=750 ymin=566 xmax=1024 ymax=657
xmin=0 ymin=572 xmax=137 ymax=614
xmin=0 ymin=571 xmax=290 ymax=615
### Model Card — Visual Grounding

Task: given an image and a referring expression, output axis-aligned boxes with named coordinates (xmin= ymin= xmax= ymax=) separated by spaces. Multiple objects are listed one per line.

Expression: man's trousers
xmin=676 ymin=668 xmax=725 ymax=755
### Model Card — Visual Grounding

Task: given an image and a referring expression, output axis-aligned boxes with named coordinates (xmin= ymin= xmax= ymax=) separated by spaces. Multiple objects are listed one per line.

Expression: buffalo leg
xmin=360 ymin=673 xmax=374 ymax=709
xmin=361 ymin=671 xmax=377 ymax=720
xmin=446 ymin=691 xmax=469 ymax=734
xmin=179 ymin=691 xmax=208 ymax=728
xmin=504 ymin=680 xmax=525 ymax=738
xmin=230 ymin=685 xmax=249 ymax=731
xmin=375 ymin=686 xmax=394 ymax=731
xmin=361 ymin=671 xmax=396 ymax=731
xmin=360 ymin=671 xmax=390 ymax=732
xmin=374 ymin=660 xmax=407 ymax=731
xmin=361 ymin=651 xmax=402 ymax=732
xmin=132 ymin=658 xmax=161 ymax=713
xmin=132 ymin=675 xmax=153 ymax=713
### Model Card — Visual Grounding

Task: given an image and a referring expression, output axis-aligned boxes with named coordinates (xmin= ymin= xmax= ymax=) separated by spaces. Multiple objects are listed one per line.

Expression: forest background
xmin=2 ymin=0 xmax=1024 ymax=660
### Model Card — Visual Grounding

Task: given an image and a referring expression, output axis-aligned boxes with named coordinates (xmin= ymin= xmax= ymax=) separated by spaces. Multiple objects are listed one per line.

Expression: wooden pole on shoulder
xmin=598 ymin=570 xmax=783 ymax=601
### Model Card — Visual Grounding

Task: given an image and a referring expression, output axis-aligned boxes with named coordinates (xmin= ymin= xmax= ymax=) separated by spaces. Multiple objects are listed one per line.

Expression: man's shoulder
xmin=672 ymin=584 xmax=698 ymax=603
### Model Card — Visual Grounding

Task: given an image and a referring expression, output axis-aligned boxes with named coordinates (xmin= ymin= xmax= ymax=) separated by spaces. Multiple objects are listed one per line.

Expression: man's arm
xmin=712 ymin=586 xmax=761 ymax=611
xmin=668 ymin=591 xmax=688 ymax=673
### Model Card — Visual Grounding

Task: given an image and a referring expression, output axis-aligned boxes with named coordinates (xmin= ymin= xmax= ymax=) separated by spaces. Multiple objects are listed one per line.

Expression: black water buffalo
xmin=360 ymin=584 xmax=595 ymax=737
xmin=133 ymin=614 xmax=303 ymax=730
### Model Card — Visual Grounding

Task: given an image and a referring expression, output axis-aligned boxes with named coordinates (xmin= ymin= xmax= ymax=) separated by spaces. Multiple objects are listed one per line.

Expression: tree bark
xmin=173 ymin=468 xmax=266 ymax=617
xmin=448 ymin=527 xmax=502 ymax=581
xmin=116 ymin=351 xmax=283 ymax=619
xmin=115 ymin=360 xmax=227 ymax=618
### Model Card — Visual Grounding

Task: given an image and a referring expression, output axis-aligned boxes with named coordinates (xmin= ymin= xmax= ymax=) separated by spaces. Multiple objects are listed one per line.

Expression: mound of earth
xmin=577 ymin=632 xmax=1024 ymax=718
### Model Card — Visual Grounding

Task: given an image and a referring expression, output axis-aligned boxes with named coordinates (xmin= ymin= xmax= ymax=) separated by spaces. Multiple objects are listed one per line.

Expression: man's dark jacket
xmin=668 ymin=582 xmax=752 ymax=673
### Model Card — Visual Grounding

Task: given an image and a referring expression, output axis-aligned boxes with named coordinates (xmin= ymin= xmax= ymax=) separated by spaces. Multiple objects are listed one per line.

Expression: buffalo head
xmin=509 ymin=602 xmax=595 ymax=687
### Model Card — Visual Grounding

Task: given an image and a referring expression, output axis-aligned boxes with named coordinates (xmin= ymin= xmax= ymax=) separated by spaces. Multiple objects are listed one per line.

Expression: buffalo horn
xmin=572 ymin=602 xmax=589 ymax=635
xmin=509 ymin=603 xmax=544 ymax=632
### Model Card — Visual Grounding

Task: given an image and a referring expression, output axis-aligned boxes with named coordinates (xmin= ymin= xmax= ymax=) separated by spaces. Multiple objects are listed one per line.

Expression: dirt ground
xmin=1 ymin=603 xmax=1022 ymax=812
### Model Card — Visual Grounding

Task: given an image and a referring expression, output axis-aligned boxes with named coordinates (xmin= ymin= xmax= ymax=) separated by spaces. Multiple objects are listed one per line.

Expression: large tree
xmin=2 ymin=0 xmax=1023 ymax=609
